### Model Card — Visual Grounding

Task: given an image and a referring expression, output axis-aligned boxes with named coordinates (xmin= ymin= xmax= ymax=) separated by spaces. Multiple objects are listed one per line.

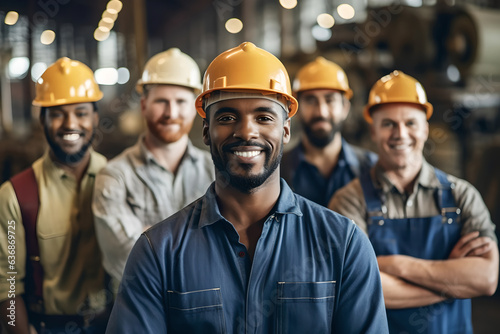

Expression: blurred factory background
xmin=0 ymin=0 xmax=499 ymax=331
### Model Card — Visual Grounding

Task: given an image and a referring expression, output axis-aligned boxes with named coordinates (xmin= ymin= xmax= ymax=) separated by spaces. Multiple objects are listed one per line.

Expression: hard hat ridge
xmin=136 ymin=48 xmax=202 ymax=94
xmin=195 ymin=42 xmax=298 ymax=118
xmin=363 ymin=70 xmax=433 ymax=123
xmin=293 ymin=57 xmax=353 ymax=99
xmin=32 ymin=57 xmax=103 ymax=107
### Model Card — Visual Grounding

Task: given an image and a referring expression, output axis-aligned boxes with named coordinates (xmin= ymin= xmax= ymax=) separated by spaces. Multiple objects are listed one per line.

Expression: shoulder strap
xmin=432 ymin=167 xmax=460 ymax=223
xmin=10 ymin=167 xmax=44 ymax=307
xmin=359 ymin=170 xmax=385 ymax=221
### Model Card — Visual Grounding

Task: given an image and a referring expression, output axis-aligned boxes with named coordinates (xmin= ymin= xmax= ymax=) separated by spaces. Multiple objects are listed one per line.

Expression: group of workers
xmin=0 ymin=41 xmax=498 ymax=334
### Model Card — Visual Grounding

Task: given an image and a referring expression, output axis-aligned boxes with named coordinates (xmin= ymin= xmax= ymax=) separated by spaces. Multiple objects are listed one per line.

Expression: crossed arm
xmin=379 ymin=231 xmax=499 ymax=309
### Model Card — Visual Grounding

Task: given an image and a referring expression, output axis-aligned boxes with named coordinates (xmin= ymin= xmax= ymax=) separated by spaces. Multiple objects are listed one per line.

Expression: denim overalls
xmin=361 ymin=168 xmax=472 ymax=334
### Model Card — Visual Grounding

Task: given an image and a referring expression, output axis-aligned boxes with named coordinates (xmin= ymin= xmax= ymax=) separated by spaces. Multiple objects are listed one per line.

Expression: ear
xmin=140 ymin=96 xmax=147 ymax=116
xmin=369 ymin=123 xmax=376 ymax=141
xmin=341 ymin=98 xmax=351 ymax=120
xmin=93 ymin=112 xmax=99 ymax=128
xmin=202 ymin=118 xmax=210 ymax=146
xmin=424 ymin=120 xmax=430 ymax=140
xmin=283 ymin=118 xmax=291 ymax=145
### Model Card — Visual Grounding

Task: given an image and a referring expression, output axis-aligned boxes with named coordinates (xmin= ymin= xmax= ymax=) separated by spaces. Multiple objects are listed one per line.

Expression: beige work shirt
xmin=329 ymin=159 xmax=497 ymax=242
xmin=92 ymin=137 xmax=215 ymax=282
xmin=0 ymin=150 xmax=108 ymax=315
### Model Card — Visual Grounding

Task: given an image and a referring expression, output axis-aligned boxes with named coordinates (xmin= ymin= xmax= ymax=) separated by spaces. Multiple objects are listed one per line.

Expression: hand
xmin=448 ymin=231 xmax=494 ymax=259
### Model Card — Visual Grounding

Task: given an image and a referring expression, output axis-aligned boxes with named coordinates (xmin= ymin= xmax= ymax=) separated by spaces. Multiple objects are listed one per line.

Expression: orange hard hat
xmin=363 ymin=70 xmax=433 ymax=123
xmin=33 ymin=57 xmax=103 ymax=107
xmin=195 ymin=42 xmax=298 ymax=118
xmin=293 ymin=57 xmax=353 ymax=99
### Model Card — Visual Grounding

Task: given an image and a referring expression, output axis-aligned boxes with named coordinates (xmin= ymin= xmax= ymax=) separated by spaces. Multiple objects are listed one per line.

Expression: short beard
xmin=302 ymin=118 xmax=344 ymax=148
xmin=211 ymin=140 xmax=283 ymax=194
xmin=44 ymin=127 xmax=95 ymax=165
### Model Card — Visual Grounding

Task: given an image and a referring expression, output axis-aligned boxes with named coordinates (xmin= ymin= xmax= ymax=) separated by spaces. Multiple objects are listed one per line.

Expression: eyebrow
xmin=49 ymin=105 xmax=92 ymax=112
xmin=213 ymin=106 xmax=280 ymax=117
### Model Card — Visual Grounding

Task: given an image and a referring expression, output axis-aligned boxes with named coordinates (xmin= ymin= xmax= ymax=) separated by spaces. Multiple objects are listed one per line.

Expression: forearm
xmin=381 ymin=248 xmax=499 ymax=299
xmin=380 ymin=272 xmax=446 ymax=309
xmin=0 ymin=297 xmax=30 ymax=334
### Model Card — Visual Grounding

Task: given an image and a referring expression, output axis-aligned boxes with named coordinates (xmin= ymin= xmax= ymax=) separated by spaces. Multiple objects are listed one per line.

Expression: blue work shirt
xmin=281 ymin=139 xmax=377 ymax=206
xmin=106 ymin=180 xmax=388 ymax=334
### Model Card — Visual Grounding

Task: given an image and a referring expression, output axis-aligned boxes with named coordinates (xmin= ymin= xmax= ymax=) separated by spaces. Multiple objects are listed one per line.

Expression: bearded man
xmin=92 ymin=48 xmax=214 ymax=283
xmin=106 ymin=42 xmax=388 ymax=334
xmin=281 ymin=57 xmax=376 ymax=206
xmin=0 ymin=57 xmax=110 ymax=333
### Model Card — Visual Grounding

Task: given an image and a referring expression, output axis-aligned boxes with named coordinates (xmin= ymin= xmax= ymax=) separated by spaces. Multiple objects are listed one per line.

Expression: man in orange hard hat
xmin=106 ymin=42 xmax=388 ymax=333
xmin=281 ymin=57 xmax=376 ymax=206
xmin=92 ymin=48 xmax=214 ymax=285
xmin=0 ymin=57 xmax=110 ymax=333
xmin=330 ymin=70 xmax=499 ymax=333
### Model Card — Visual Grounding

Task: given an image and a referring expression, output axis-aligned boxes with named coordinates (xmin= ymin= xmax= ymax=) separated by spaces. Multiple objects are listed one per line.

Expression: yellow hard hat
xmin=136 ymin=48 xmax=202 ymax=94
xmin=195 ymin=42 xmax=298 ymax=118
xmin=293 ymin=57 xmax=353 ymax=99
xmin=363 ymin=70 xmax=433 ymax=123
xmin=33 ymin=57 xmax=103 ymax=107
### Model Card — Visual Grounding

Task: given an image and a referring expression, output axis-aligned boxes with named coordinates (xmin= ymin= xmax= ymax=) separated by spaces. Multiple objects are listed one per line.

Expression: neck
xmin=214 ymin=171 xmax=281 ymax=260
xmin=380 ymin=158 xmax=423 ymax=194
xmin=215 ymin=171 xmax=281 ymax=226
xmin=302 ymin=132 xmax=342 ymax=177
xmin=143 ymin=132 xmax=189 ymax=174
xmin=49 ymin=150 xmax=91 ymax=183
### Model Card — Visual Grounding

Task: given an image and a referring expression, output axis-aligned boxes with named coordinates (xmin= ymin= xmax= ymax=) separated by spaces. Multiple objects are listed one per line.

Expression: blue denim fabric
xmin=361 ymin=168 xmax=472 ymax=334
xmin=106 ymin=180 xmax=388 ymax=334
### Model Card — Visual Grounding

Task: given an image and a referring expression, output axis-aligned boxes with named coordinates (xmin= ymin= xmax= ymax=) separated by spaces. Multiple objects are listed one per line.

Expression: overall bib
xmin=360 ymin=168 xmax=472 ymax=334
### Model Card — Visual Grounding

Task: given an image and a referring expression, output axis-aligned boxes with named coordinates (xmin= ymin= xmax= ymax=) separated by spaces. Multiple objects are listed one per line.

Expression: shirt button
xmin=238 ymin=251 xmax=246 ymax=258
xmin=407 ymin=200 xmax=413 ymax=207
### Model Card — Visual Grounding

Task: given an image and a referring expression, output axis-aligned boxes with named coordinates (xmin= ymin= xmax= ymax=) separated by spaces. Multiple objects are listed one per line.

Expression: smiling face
xmin=141 ymin=84 xmax=197 ymax=144
xmin=42 ymin=102 xmax=97 ymax=165
xmin=203 ymin=98 xmax=291 ymax=193
xmin=370 ymin=103 xmax=429 ymax=172
xmin=297 ymin=89 xmax=349 ymax=148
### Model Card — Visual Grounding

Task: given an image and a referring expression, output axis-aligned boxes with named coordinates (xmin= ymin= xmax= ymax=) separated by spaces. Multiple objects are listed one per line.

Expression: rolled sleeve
xmin=93 ymin=169 xmax=144 ymax=282
xmin=328 ymin=179 xmax=369 ymax=234
xmin=451 ymin=177 xmax=497 ymax=243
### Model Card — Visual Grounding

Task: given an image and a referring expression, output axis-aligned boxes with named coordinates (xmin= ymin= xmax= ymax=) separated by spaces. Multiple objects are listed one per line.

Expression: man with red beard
xmin=329 ymin=71 xmax=498 ymax=333
xmin=0 ymin=58 xmax=110 ymax=333
xmin=281 ymin=57 xmax=376 ymax=206
xmin=105 ymin=42 xmax=388 ymax=334
xmin=92 ymin=48 xmax=214 ymax=284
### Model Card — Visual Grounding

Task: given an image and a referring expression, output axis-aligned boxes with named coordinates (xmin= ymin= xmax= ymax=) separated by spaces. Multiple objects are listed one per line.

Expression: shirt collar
xmin=138 ymin=135 xmax=199 ymax=167
xmin=198 ymin=179 xmax=303 ymax=229
xmin=373 ymin=158 xmax=440 ymax=194
xmin=42 ymin=148 xmax=100 ymax=179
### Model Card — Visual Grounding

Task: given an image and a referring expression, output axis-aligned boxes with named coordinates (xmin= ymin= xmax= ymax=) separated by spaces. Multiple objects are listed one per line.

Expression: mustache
xmin=222 ymin=140 xmax=269 ymax=152
xmin=307 ymin=117 xmax=332 ymax=125
xmin=157 ymin=118 xmax=183 ymax=125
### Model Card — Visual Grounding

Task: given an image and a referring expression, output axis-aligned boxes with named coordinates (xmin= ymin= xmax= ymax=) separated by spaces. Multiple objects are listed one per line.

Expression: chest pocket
xmin=167 ymin=288 xmax=226 ymax=334
xmin=276 ymin=281 xmax=336 ymax=334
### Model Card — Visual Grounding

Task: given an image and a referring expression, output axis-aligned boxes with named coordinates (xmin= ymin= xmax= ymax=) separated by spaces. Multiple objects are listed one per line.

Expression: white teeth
xmin=392 ymin=144 xmax=410 ymax=150
xmin=62 ymin=134 xmax=80 ymax=141
xmin=234 ymin=151 xmax=261 ymax=158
